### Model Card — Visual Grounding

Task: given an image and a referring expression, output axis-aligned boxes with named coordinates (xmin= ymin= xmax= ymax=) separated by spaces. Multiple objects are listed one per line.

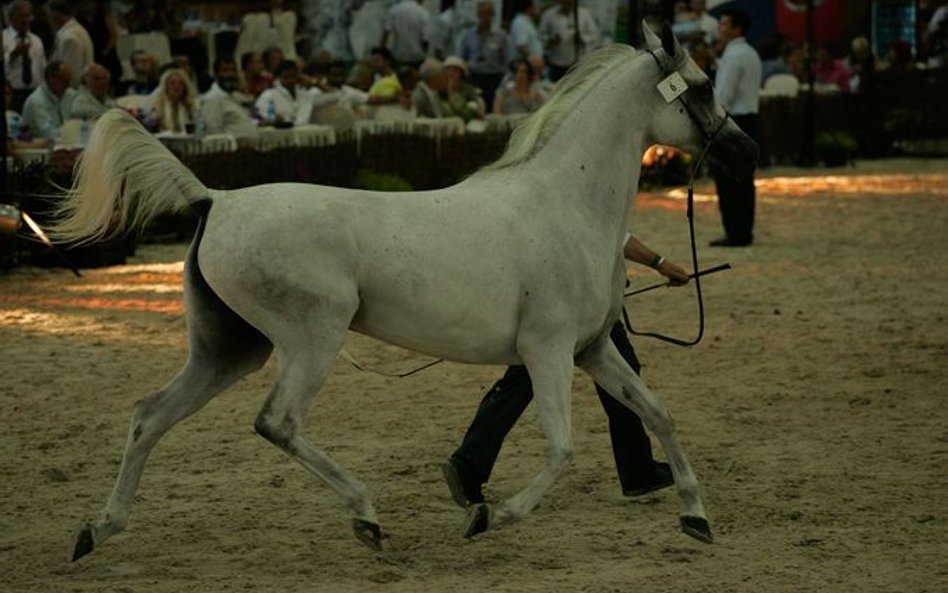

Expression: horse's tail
xmin=51 ymin=108 xmax=210 ymax=244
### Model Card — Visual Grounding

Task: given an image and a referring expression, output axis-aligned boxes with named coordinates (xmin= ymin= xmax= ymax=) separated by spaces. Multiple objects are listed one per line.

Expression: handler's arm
xmin=623 ymin=235 xmax=690 ymax=285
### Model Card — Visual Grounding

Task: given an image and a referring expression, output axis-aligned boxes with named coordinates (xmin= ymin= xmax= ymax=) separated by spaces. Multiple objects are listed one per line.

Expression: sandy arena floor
xmin=1 ymin=159 xmax=947 ymax=592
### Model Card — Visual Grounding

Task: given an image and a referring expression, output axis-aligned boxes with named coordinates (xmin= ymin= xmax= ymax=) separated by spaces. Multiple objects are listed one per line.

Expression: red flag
xmin=775 ymin=0 xmax=843 ymax=43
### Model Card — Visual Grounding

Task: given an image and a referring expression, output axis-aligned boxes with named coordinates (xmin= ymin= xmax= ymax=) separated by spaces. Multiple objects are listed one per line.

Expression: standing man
xmin=538 ymin=0 xmax=600 ymax=81
xmin=710 ymin=9 xmax=761 ymax=247
xmin=459 ymin=1 xmax=507 ymax=112
xmin=49 ymin=0 xmax=94 ymax=88
xmin=508 ymin=0 xmax=543 ymax=63
xmin=4 ymin=0 xmax=46 ymax=112
xmin=380 ymin=0 xmax=431 ymax=69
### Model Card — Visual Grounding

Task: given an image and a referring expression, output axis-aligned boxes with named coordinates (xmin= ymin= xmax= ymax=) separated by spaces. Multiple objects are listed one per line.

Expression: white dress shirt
xmin=200 ymin=82 xmax=259 ymax=139
xmin=52 ymin=18 xmax=94 ymax=88
xmin=255 ymin=83 xmax=312 ymax=125
xmin=3 ymin=27 xmax=46 ymax=91
xmin=714 ymin=37 xmax=762 ymax=115
xmin=383 ymin=0 xmax=431 ymax=64
xmin=508 ymin=13 xmax=543 ymax=62
xmin=538 ymin=6 xmax=600 ymax=68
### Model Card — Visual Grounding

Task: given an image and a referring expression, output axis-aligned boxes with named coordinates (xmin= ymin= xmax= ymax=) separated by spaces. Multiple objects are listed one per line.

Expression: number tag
xmin=657 ymin=72 xmax=688 ymax=103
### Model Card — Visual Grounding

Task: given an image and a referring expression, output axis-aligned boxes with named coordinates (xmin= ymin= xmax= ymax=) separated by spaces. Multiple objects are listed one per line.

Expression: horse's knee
xmin=549 ymin=446 xmax=573 ymax=472
xmin=254 ymin=410 xmax=296 ymax=452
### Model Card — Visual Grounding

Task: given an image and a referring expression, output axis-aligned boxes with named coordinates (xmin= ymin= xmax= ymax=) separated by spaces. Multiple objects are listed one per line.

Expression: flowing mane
xmin=485 ymin=44 xmax=641 ymax=172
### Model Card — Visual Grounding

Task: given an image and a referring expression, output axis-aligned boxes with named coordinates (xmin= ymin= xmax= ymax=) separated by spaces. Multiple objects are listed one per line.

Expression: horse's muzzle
xmin=708 ymin=121 xmax=759 ymax=181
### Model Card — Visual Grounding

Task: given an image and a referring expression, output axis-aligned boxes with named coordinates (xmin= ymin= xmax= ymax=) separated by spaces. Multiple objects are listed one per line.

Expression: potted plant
xmin=814 ymin=130 xmax=858 ymax=167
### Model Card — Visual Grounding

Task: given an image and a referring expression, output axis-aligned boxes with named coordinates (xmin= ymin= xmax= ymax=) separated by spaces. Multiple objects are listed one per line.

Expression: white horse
xmin=57 ymin=24 xmax=756 ymax=561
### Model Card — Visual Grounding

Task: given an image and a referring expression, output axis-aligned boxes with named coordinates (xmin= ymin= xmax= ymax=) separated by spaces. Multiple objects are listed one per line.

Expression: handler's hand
xmin=658 ymin=260 xmax=690 ymax=286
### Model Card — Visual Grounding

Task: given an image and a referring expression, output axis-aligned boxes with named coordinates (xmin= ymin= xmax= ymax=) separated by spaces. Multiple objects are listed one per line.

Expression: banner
xmin=774 ymin=0 xmax=843 ymax=43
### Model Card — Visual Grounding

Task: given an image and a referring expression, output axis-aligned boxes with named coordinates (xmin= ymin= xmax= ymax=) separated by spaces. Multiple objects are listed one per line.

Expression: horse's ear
xmin=661 ymin=22 xmax=680 ymax=59
xmin=641 ymin=19 xmax=662 ymax=50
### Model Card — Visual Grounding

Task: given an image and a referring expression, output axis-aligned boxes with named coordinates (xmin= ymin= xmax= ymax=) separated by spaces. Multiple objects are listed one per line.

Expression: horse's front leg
xmin=461 ymin=344 xmax=575 ymax=538
xmin=576 ymin=337 xmax=713 ymax=543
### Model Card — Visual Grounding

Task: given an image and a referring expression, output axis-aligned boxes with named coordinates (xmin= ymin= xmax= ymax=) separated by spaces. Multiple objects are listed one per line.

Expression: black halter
xmin=621 ymin=50 xmax=733 ymax=347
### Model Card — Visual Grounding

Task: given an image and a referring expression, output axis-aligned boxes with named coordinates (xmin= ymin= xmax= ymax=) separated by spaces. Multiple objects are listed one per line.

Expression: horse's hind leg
xmin=73 ymin=247 xmax=273 ymax=561
xmin=577 ymin=338 xmax=712 ymax=543
xmin=252 ymin=303 xmax=382 ymax=550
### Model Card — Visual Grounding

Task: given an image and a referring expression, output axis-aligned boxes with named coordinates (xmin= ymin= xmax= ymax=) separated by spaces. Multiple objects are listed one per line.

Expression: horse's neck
xmin=522 ymin=60 xmax=652 ymax=240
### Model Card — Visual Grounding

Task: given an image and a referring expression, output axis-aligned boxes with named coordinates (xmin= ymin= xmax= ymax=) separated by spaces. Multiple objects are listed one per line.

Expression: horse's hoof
xmin=352 ymin=518 xmax=383 ymax=551
xmin=680 ymin=516 xmax=714 ymax=544
xmin=72 ymin=525 xmax=96 ymax=561
xmin=462 ymin=503 xmax=491 ymax=539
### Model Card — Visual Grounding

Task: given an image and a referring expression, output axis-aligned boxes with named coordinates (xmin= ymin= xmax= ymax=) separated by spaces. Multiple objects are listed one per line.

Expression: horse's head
xmin=641 ymin=22 xmax=758 ymax=180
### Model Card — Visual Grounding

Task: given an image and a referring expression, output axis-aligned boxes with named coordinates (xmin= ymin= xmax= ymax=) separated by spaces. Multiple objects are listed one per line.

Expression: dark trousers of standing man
xmin=713 ymin=113 xmax=759 ymax=245
xmin=450 ymin=322 xmax=657 ymax=494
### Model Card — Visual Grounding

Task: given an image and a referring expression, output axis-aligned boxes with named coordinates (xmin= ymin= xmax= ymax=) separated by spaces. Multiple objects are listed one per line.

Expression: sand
xmin=1 ymin=159 xmax=947 ymax=592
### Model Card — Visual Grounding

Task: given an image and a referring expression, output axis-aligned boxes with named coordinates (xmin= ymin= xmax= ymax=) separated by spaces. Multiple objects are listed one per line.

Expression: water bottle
xmin=79 ymin=118 xmax=91 ymax=147
xmin=267 ymin=98 xmax=277 ymax=123
xmin=194 ymin=104 xmax=205 ymax=138
xmin=8 ymin=116 xmax=20 ymax=140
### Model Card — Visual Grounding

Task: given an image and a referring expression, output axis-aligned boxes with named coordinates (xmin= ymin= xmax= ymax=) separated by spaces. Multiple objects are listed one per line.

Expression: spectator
xmin=118 ymin=50 xmax=159 ymax=96
xmin=689 ymin=0 xmax=718 ymax=47
xmin=366 ymin=46 xmax=403 ymax=104
xmin=255 ymin=59 xmax=310 ymax=125
xmin=49 ymin=0 xmax=94 ymax=88
xmin=539 ymin=0 xmax=599 ymax=81
xmin=69 ymin=62 xmax=115 ymax=119
xmin=883 ymin=39 xmax=915 ymax=71
xmin=493 ymin=58 xmax=545 ymax=115
xmin=5 ymin=80 xmax=23 ymax=139
xmin=235 ymin=0 xmax=298 ymax=64
xmin=812 ymin=42 xmax=852 ymax=93
xmin=124 ymin=0 xmax=173 ymax=34
xmin=240 ymin=51 xmax=274 ymax=99
xmin=441 ymin=55 xmax=484 ymax=123
xmin=28 ymin=0 xmax=56 ymax=55
xmin=77 ymin=1 xmax=122 ymax=89
xmin=148 ymin=68 xmax=198 ymax=133
xmin=432 ymin=0 xmax=461 ymax=59
xmin=710 ymin=9 xmax=760 ymax=248
xmin=689 ymin=38 xmax=714 ymax=76
xmin=508 ymin=0 xmax=543 ymax=63
xmin=4 ymin=0 xmax=46 ymax=112
xmin=381 ymin=0 xmax=431 ymax=68
xmin=758 ymin=36 xmax=792 ymax=85
xmin=200 ymin=55 xmax=259 ymax=142
xmin=21 ymin=60 xmax=76 ymax=141
xmin=412 ymin=57 xmax=446 ymax=118
xmin=927 ymin=1 xmax=948 ymax=67
xmin=308 ymin=60 xmax=368 ymax=130
xmin=262 ymin=46 xmax=285 ymax=78
xmin=846 ymin=35 xmax=877 ymax=93
xmin=459 ymin=1 xmax=507 ymax=112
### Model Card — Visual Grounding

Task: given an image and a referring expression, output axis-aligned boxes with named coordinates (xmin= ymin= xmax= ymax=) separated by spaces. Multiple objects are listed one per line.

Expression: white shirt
xmin=200 ymin=82 xmax=259 ymax=139
xmin=383 ymin=0 xmax=431 ymax=64
xmin=52 ymin=18 xmax=94 ymax=88
xmin=255 ymin=83 xmax=312 ymax=125
xmin=538 ymin=6 xmax=600 ymax=68
xmin=508 ymin=13 xmax=543 ymax=62
xmin=714 ymin=37 xmax=762 ymax=115
xmin=3 ymin=27 xmax=46 ymax=91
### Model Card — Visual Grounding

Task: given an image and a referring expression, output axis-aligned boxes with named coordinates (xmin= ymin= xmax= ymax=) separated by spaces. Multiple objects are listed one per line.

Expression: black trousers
xmin=713 ymin=112 xmax=758 ymax=244
xmin=470 ymin=72 xmax=503 ymax=113
xmin=451 ymin=323 xmax=655 ymax=492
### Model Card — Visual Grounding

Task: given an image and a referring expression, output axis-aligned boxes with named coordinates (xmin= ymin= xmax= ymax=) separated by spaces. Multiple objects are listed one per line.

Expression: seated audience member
xmin=493 ymin=58 xmax=544 ymax=115
xmin=308 ymin=60 xmax=368 ymax=128
xmin=262 ymin=46 xmax=285 ymax=77
xmin=758 ymin=36 xmax=792 ymax=84
xmin=69 ymin=62 xmax=115 ymax=119
xmin=255 ymin=59 xmax=310 ymax=125
xmin=21 ymin=60 xmax=76 ymax=141
xmin=441 ymin=55 xmax=484 ymax=123
xmin=147 ymin=67 xmax=198 ymax=133
xmin=201 ymin=55 xmax=259 ymax=141
xmin=846 ymin=35 xmax=876 ymax=93
xmin=812 ymin=42 xmax=852 ymax=93
xmin=5 ymin=79 xmax=51 ymax=150
xmin=118 ymin=49 xmax=159 ymax=96
xmin=412 ymin=57 xmax=447 ymax=118
xmin=883 ymin=39 xmax=915 ymax=71
xmin=367 ymin=47 xmax=403 ymax=105
xmin=240 ymin=51 xmax=273 ymax=99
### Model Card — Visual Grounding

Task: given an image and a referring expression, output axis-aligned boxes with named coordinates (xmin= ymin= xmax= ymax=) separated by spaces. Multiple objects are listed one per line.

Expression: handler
xmin=444 ymin=235 xmax=690 ymax=505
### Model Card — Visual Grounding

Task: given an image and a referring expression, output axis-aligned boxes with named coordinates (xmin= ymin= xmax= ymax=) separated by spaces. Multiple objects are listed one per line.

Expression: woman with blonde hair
xmin=148 ymin=68 xmax=198 ymax=133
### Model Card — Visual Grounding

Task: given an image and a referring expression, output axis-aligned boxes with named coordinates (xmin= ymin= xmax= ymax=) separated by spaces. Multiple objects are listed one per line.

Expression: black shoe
xmin=622 ymin=462 xmax=675 ymax=497
xmin=442 ymin=458 xmax=485 ymax=507
xmin=709 ymin=237 xmax=752 ymax=247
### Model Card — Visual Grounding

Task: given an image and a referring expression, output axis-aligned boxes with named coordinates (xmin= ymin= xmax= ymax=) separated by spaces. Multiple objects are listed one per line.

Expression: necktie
xmin=21 ymin=36 xmax=32 ymax=87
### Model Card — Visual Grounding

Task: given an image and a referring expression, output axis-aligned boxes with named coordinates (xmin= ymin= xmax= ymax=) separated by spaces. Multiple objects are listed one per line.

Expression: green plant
xmin=814 ymin=130 xmax=858 ymax=166
xmin=353 ymin=169 xmax=413 ymax=192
